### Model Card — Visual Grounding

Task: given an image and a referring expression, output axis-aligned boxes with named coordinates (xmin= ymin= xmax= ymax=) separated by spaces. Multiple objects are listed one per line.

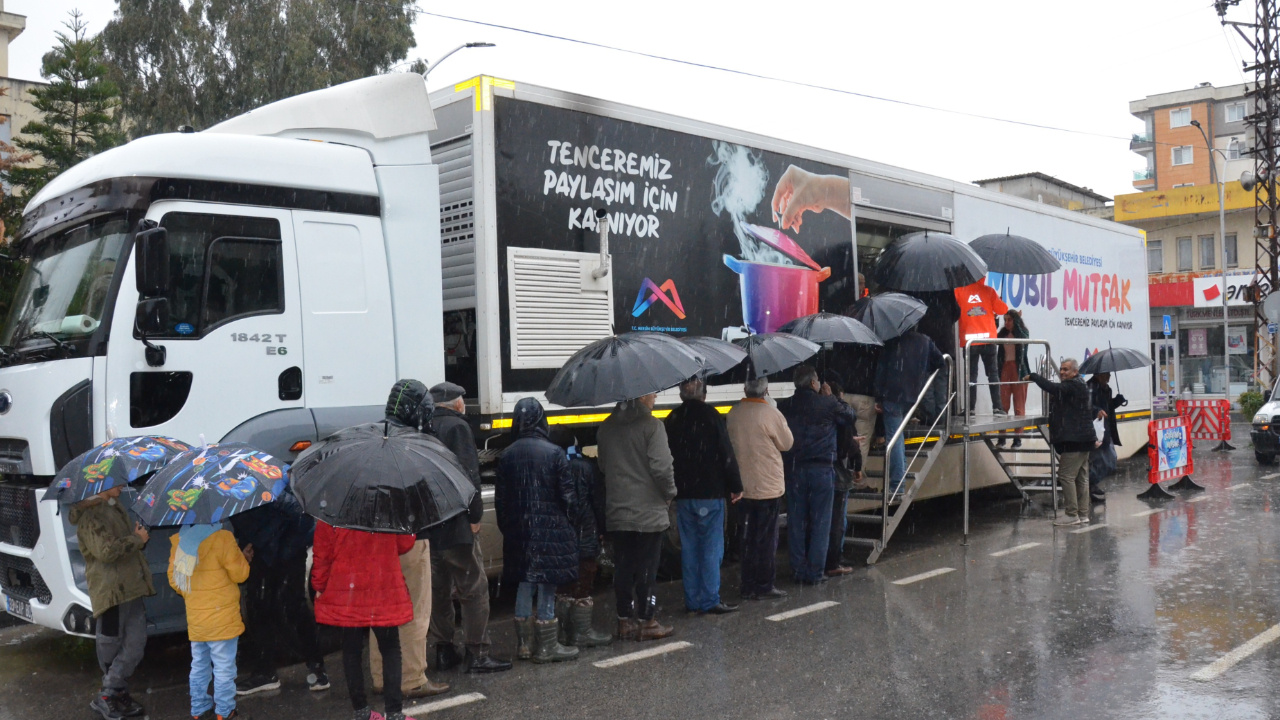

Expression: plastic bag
xmin=1093 ymin=418 xmax=1106 ymax=442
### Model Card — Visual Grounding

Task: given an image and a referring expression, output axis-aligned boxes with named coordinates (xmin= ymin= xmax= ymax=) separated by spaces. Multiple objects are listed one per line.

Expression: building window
xmin=1177 ymin=236 xmax=1193 ymax=271
xmin=1227 ymin=139 xmax=1242 ymax=160
xmin=1199 ymin=235 xmax=1216 ymax=269
xmin=1226 ymin=233 xmax=1238 ymax=268
xmin=1170 ymin=108 xmax=1192 ymax=128
xmin=1227 ymin=101 xmax=1247 ymax=123
xmin=1172 ymin=146 xmax=1194 ymax=166
xmin=1148 ymin=240 xmax=1163 ymax=273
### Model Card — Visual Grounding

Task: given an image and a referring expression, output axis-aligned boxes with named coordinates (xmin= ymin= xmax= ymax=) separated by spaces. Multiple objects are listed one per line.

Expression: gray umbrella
xmin=779 ymin=312 xmax=882 ymax=346
xmin=680 ymin=336 xmax=749 ymax=377
xmin=969 ymin=232 xmax=1062 ymax=275
xmin=1079 ymin=347 xmax=1154 ymax=374
xmin=874 ymin=231 xmax=988 ymax=291
xmin=545 ymin=332 xmax=704 ymax=407
xmin=734 ymin=333 xmax=820 ymax=379
xmin=847 ymin=292 xmax=928 ymax=342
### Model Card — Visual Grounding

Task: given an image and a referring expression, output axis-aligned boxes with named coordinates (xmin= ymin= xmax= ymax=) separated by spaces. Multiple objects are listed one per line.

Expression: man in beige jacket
xmin=726 ymin=378 xmax=794 ymax=600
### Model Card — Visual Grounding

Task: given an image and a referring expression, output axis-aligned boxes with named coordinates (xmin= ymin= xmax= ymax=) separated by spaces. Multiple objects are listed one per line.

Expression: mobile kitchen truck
xmin=0 ymin=73 xmax=1150 ymax=635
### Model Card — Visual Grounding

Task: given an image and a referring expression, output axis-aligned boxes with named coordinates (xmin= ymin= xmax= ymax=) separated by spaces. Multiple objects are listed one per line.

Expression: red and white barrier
xmin=1175 ymin=399 xmax=1232 ymax=442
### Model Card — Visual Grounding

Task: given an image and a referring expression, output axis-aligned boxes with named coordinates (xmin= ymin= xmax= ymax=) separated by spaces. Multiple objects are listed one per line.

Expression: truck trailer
xmin=0 ymin=73 xmax=1150 ymax=636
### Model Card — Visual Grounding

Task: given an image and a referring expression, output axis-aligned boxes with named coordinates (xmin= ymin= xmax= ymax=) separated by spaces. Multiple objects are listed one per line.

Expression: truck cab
xmin=0 ymin=74 xmax=448 ymax=635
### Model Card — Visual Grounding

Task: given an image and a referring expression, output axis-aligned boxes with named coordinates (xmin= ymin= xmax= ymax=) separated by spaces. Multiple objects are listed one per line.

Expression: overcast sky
xmin=6 ymin=0 xmax=1260 ymax=200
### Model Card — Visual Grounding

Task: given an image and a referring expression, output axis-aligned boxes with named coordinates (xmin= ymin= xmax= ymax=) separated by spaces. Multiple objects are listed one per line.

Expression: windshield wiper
xmin=15 ymin=331 xmax=73 ymax=358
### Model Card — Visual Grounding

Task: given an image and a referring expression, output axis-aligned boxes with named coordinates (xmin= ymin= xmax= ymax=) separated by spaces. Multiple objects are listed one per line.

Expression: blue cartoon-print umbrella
xmin=130 ymin=442 xmax=288 ymax=527
xmin=45 ymin=436 xmax=193 ymax=504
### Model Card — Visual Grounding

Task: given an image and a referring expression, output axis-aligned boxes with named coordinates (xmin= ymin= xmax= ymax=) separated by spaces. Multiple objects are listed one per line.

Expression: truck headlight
xmin=1256 ymin=413 xmax=1269 ymax=425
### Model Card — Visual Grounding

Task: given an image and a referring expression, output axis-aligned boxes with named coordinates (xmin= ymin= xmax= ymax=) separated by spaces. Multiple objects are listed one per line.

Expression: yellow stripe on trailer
xmin=485 ymin=404 xmax=732 ymax=430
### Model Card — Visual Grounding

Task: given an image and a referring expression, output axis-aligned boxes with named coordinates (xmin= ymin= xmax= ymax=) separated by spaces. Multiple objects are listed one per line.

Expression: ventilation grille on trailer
xmin=507 ymin=247 xmax=613 ymax=369
xmin=434 ymin=136 xmax=476 ymax=311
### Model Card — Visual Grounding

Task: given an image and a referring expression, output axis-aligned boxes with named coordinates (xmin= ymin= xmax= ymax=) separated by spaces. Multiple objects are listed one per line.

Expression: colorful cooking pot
xmin=724 ymin=255 xmax=831 ymax=334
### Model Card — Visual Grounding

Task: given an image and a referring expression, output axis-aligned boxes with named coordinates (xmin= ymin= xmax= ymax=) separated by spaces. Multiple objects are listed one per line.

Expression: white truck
xmin=0 ymin=73 xmax=1150 ymax=635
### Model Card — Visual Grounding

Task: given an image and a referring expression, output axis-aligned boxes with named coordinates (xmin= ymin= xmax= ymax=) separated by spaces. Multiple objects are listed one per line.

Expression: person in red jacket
xmin=311 ymin=521 xmax=419 ymax=720
xmin=955 ymin=279 xmax=1009 ymax=415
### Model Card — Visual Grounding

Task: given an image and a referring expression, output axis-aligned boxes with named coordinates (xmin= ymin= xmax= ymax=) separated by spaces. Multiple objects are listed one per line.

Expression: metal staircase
xmin=982 ymin=424 xmax=1056 ymax=504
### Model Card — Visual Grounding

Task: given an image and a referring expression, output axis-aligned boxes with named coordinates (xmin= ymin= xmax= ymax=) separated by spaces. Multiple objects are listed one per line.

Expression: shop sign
xmin=1187 ymin=328 xmax=1208 ymax=356
xmin=1228 ymin=326 xmax=1248 ymax=354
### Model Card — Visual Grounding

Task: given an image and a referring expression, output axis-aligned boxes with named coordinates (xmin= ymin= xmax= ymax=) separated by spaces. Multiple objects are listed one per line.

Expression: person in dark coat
xmin=1026 ymin=359 xmax=1097 ymax=526
xmin=825 ymin=380 xmax=864 ymax=577
xmin=1087 ymin=373 xmax=1126 ymax=502
xmin=425 ymin=382 xmax=511 ymax=674
xmin=495 ymin=398 xmax=580 ymax=663
xmin=778 ymin=365 xmax=855 ymax=585
xmin=555 ymin=444 xmax=613 ymax=648
xmin=665 ymin=377 xmax=743 ymax=615
xmin=875 ymin=329 xmax=945 ymax=493
xmin=907 ymin=290 xmax=960 ymax=423
xmin=231 ymin=485 xmax=328 ymax=695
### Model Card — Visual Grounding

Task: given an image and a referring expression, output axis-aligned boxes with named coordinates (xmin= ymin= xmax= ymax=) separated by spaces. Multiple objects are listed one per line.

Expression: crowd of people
xmin=69 ymin=279 xmax=1127 ymax=720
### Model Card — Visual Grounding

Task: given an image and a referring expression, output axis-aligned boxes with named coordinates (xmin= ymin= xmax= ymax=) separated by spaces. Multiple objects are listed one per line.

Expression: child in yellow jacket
xmin=168 ymin=523 xmax=251 ymax=720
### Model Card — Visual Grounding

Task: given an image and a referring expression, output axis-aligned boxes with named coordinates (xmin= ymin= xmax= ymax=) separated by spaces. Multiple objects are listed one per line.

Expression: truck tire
xmin=1256 ymin=451 xmax=1276 ymax=465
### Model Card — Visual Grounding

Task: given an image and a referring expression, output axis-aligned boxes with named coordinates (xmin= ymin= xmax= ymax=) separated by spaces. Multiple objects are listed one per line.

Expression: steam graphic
xmin=709 ymin=141 xmax=789 ymax=265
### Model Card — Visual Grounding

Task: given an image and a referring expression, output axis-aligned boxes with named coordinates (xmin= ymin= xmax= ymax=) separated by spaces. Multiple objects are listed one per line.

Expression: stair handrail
xmin=881 ymin=354 xmax=954 ymax=539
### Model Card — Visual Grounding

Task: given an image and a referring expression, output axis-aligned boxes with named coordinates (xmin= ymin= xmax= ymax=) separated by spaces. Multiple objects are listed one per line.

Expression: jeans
xmin=827 ymin=488 xmax=850 ymax=572
xmin=611 ymin=531 xmax=662 ymax=620
xmin=429 ymin=541 xmax=493 ymax=651
xmin=786 ymin=465 xmax=835 ymax=584
xmin=515 ymin=582 xmax=558 ymax=621
xmin=882 ymin=400 xmax=909 ymax=493
xmin=968 ymin=344 xmax=1002 ymax=412
xmin=342 ymin=626 xmax=401 ymax=714
xmin=241 ymin=554 xmax=323 ymax=677
xmin=189 ymin=637 xmax=238 ymax=718
xmin=739 ymin=498 xmax=781 ymax=596
xmin=96 ymin=597 xmax=147 ymax=693
xmin=677 ymin=499 xmax=725 ymax=611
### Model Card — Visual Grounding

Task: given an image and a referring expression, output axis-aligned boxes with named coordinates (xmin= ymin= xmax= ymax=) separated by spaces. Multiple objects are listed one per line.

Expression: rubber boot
xmin=555 ymin=596 xmax=574 ymax=645
xmin=514 ymin=617 xmax=535 ymax=661
xmin=531 ymin=619 xmax=579 ymax=663
xmin=570 ymin=599 xmax=613 ymax=647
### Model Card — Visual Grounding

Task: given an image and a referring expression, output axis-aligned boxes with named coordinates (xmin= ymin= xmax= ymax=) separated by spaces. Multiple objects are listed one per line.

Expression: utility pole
xmin=1218 ymin=0 xmax=1280 ymax=393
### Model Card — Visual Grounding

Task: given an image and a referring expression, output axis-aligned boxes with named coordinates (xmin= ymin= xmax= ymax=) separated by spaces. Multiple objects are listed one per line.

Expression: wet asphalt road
xmin=5 ymin=434 xmax=1280 ymax=720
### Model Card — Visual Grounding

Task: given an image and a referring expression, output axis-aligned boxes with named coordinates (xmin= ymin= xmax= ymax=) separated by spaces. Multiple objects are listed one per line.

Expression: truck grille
xmin=0 ymin=485 xmax=39 ymax=549
xmin=0 ymin=555 xmax=51 ymax=604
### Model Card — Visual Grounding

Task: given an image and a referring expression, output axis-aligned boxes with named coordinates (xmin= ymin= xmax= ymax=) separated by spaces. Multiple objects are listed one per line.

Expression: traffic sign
xmin=1162 ymin=315 xmax=1172 ymax=337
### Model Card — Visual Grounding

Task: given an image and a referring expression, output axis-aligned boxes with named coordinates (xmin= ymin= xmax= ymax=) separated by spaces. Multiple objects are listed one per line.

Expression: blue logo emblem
xmin=175 ymin=323 xmax=195 ymax=336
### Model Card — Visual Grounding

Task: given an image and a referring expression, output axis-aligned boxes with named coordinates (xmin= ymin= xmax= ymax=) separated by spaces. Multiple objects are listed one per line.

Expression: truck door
xmin=103 ymin=203 xmax=305 ymax=445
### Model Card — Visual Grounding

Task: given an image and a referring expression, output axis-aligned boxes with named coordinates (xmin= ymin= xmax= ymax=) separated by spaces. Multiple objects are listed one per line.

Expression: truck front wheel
xmin=1256 ymin=451 xmax=1276 ymax=465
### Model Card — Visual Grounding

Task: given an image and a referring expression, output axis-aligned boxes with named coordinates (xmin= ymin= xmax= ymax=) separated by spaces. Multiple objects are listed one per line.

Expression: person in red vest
xmin=955 ymin=279 xmax=1009 ymax=415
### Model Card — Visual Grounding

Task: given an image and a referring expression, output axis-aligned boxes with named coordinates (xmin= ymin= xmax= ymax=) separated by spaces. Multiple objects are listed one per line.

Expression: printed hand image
xmin=770 ymin=165 xmax=852 ymax=232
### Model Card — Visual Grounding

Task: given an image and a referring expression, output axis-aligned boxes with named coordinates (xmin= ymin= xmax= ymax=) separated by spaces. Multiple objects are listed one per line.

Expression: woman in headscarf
xmin=997 ymin=308 xmax=1032 ymax=447
xmin=495 ymin=398 xmax=580 ymax=663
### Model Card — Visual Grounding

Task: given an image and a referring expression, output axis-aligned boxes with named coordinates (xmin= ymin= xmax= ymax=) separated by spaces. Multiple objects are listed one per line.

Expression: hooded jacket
xmin=875 ymin=331 xmax=946 ymax=405
xmin=778 ymin=387 xmax=856 ymax=470
xmin=427 ymin=405 xmax=485 ymax=550
xmin=664 ymin=397 xmax=743 ymax=500
xmin=69 ymin=497 xmax=155 ymax=616
xmin=597 ymin=399 xmax=677 ymax=533
xmin=1028 ymin=373 xmax=1096 ymax=451
xmin=167 ymin=528 xmax=249 ymax=642
xmin=494 ymin=398 xmax=579 ymax=585
xmin=567 ymin=450 xmax=605 ymax=559
xmin=310 ymin=520 xmax=415 ymax=627
xmin=230 ymin=485 xmax=313 ymax=569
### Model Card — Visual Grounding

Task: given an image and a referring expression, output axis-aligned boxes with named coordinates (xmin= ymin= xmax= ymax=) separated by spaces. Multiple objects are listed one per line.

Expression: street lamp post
xmin=423 ymin=42 xmax=496 ymax=79
xmin=1191 ymin=118 xmax=1237 ymax=450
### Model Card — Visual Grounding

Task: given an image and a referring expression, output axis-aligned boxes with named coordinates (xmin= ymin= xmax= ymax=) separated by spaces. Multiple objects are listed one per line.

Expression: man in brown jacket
xmin=727 ymin=377 xmax=794 ymax=600
xmin=69 ymin=485 xmax=155 ymax=720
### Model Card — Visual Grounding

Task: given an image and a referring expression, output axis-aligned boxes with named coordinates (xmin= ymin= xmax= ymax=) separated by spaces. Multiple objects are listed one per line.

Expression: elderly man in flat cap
xmin=426 ymin=382 xmax=511 ymax=674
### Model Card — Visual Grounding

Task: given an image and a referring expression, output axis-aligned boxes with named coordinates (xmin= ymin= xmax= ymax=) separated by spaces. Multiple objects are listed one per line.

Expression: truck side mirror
xmin=134 ymin=298 xmax=169 ymax=367
xmin=134 ymin=227 xmax=170 ymax=297
xmin=1265 ymin=390 xmax=1272 ymax=403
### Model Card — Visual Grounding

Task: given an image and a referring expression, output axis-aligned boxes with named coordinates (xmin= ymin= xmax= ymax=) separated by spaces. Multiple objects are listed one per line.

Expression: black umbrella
xmin=131 ymin=443 xmax=288 ymax=527
xmin=680 ymin=336 xmax=749 ymax=377
xmin=969 ymin=232 xmax=1062 ymax=274
xmin=873 ymin=231 xmax=988 ymax=291
xmin=779 ymin=312 xmax=882 ymax=346
xmin=546 ymin=332 xmax=704 ymax=407
xmin=1079 ymin=347 xmax=1154 ymax=375
xmin=290 ymin=422 xmax=475 ymax=534
xmin=734 ymin=333 xmax=820 ymax=378
xmin=847 ymin=292 xmax=928 ymax=342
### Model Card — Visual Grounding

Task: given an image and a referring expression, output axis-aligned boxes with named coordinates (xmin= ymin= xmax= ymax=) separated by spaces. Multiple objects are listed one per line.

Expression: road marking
xmin=766 ymin=601 xmax=839 ymax=622
xmin=1191 ymin=623 xmax=1280 ymax=681
xmin=891 ymin=567 xmax=955 ymax=585
xmin=593 ymin=641 xmax=692 ymax=668
xmin=1070 ymin=523 xmax=1108 ymax=534
xmin=404 ymin=692 xmax=486 ymax=715
xmin=1260 ymin=473 xmax=1280 ymax=480
xmin=1188 ymin=495 xmax=1211 ymax=503
xmin=1229 ymin=483 xmax=1251 ymax=491
xmin=989 ymin=542 xmax=1041 ymax=557
xmin=1132 ymin=509 xmax=1162 ymax=518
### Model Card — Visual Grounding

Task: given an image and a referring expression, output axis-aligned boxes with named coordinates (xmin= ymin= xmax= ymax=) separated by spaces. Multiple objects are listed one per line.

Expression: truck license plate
xmin=4 ymin=594 xmax=32 ymax=622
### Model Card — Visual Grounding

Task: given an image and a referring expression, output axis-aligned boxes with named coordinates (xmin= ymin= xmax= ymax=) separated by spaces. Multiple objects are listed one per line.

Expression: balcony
xmin=1134 ymin=169 xmax=1154 ymax=181
xmin=1130 ymin=132 xmax=1154 ymax=151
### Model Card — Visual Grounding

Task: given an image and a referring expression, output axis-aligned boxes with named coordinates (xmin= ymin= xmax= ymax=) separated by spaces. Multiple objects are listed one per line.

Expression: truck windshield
xmin=1 ymin=215 xmax=130 ymax=347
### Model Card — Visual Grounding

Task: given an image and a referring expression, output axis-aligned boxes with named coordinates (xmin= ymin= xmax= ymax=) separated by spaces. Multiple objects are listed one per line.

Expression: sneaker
xmin=1053 ymin=515 xmax=1077 ymax=526
xmin=992 ymin=408 xmax=1006 ymax=416
xmin=193 ymin=711 xmax=215 ymax=720
xmin=235 ymin=673 xmax=280 ymax=696
xmin=91 ymin=694 xmax=126 ymax=720
xmin=1075 ymin=515 xmax=1090 ymax=525
xmin=217 ymin=711 xmax=248 ymax=720
xmin=758 ymin=588 xmax=788 ymax=599
xmin=115 ymin=692 xmax=145 ymax=717
xmin=354 ymin=710 xmax=383 ymax=720
xmin=1011 ymin=438 xmax=1022 ymax=449
xmin=306 ymin=664 xmax=330 ymax=692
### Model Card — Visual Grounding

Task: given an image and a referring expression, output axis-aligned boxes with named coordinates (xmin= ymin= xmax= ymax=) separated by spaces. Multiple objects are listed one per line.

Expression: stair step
xmin=843 ymin=537 xmax=880 ymax=548
xmin=846 ymin=513 xmax=887 ymax=525
xmin=1001 ymin=461 xmax=1053 ymax=467
xmin=862 ymin=471 xmax=919 ymax=479
xmin=992 ymin=448 xmax=1051 ymax=454
xmin=1017 ymin=485 xmax=1055 ymax=493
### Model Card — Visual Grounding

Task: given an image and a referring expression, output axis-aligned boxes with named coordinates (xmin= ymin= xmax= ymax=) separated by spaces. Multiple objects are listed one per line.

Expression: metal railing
xmin=1133 ymin=169 xmax=1154 ymax=181
xmin=879 ymin=354 xmax=954 ymax=546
